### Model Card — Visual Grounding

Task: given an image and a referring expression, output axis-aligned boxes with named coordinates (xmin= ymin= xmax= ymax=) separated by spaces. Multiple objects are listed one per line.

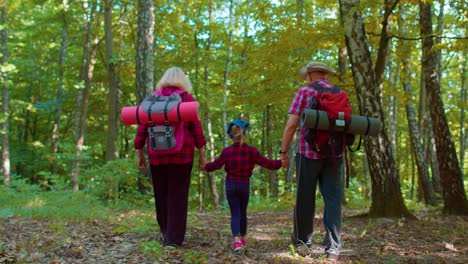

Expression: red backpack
xmin=304 ymin=82 xmax=352 ymax=159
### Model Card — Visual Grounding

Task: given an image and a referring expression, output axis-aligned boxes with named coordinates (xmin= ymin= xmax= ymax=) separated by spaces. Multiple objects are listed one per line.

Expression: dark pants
xmin=226 ymin=180 xmax=250 ymax=237
xmin=150 ymin=163 xmax=193 ymax=246
xmin=293 ymin=154 xmax=343 ymax=254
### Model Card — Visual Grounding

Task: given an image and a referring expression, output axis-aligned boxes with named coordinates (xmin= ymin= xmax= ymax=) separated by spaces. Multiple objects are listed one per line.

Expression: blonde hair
xmin=156 ymin=67 xmax=192 ymax=93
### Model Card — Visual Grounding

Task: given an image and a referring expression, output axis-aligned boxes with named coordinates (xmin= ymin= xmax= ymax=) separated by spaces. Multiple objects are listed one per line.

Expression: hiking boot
xmin=233 ymin=241 xmax=243 ymax=252
xmin=290 ymin=235 xmax=312 ymax=247
xmin=325 ymin=248 xmax=339 ymax=261
xmin=164 ymin=244 xmax=179 ymax=250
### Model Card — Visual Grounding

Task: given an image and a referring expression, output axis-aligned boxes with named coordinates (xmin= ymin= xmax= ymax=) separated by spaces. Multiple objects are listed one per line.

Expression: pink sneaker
xmin=233 ymin=241 xmax=243 ymax=252
xmin=241 ymin=239 xmax=247 ymax=247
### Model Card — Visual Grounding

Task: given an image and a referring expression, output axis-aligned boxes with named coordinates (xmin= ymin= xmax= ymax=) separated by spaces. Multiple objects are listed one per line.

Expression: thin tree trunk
xmin=203 ymin=0 xmax=219 ymax=209
xmin=339 ymin=0 xmax=412 ymax=218
xmin=135 ymin=0 xmax=154 ymax=193
xmin=386 ymin=59 xmax=398 ymax=160
xmin=1 ymin=0 xmax=10 ymax=186
xmin=71 ymin=1 xmax=98 ymax=191
xmin=266 ymin=104 xmax=277 ymax=197
xmin=51 ymin=7 xmax=68 ymax=166
xmin=399 ymin=5 xmax=436 ymax=205
xmin=419 ymin=64 xmax=442 ymax=194
xmin=419 ymin=0 xmax=468 ymax=214
xmin=222 ymin=0 xmax=234 ymax=149
xmin=105 ymin=0 xmax=119 ymax=161
xmin=459 ymin=51 xmax=466 ymax=173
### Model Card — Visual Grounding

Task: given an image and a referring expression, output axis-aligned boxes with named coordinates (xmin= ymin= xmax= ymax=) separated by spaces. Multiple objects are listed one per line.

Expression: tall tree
xmin=71 ymin=0 xmax=99 ymax=191
xmin=339 ymin=0 xmax=412 ymax=217
xmin=51 ymin=2 xmax=68 ymax=172
xmin=418 ymin=0 xmax=468 ymax=214
xmin=135 ymin=0 xmax=154 ymax=192
xmin=460 ymin=51 xmax=467 ymax=171
xmin=203 ymin=0 xmax=220 ymax=210
xmin=398 ymin=4 xmax=436 ymax=205
xmin=0 ymin=0 xmax=10 ymax=186
xmin=105 ymin=0 xmax=119 ymax=161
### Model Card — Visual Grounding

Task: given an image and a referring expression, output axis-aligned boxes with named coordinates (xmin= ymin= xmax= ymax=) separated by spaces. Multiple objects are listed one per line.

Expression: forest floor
xmin=1 ymin=208 xmax=467 ymax=264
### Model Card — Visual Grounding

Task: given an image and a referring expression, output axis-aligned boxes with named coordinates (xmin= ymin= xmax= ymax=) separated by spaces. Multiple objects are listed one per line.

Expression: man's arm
xmin=280 ymin=114 xmax=300 ymax=167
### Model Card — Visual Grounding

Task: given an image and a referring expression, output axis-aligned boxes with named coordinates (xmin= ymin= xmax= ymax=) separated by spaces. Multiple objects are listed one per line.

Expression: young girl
xmin=202 ymin=119 xmax=283 ymax=252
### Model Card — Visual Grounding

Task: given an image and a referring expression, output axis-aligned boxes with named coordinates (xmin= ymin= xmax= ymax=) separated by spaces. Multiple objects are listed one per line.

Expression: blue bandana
xmin=227 ymin=119 xmax=250 ymax=139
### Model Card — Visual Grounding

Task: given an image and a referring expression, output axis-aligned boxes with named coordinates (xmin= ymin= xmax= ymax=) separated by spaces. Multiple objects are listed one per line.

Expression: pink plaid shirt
xmin=288 ymin=78 xmax=336 ymax=160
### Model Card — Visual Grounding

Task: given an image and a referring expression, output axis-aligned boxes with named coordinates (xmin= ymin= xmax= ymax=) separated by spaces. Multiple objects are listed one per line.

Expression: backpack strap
xmin=146 ymin=95 xmax=160 ymax=126
xmin=136 ymin=105 xmax=141 ymax=124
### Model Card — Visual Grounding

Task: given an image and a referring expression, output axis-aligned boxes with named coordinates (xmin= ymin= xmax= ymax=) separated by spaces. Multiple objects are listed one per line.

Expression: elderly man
xmin=280 ymin=61 xmax=345 ymax=260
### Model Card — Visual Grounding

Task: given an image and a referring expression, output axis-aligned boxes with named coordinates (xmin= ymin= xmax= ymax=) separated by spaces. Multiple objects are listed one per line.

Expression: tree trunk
xmin=136 ymin=0 xmax=154 ymax=103
xmin=222 ymin=0 xmax=234 ymax=149
xmin=105 ymin=0 xmax=119 ymax=161
xmin=266 ymin=104 xmax=277 ymax=197
xmin=51 ymin=7 xmax=68 ymax=167
xmin=71 ymin=1 xmax=98 ymax=191
xmin=204 ymin=0 xmax=220 ymax=209
xmin=1 ymin=0 xmax=10 ymax=186
xmin=419 ymin=0 xmax=468 ymax=214
xmin=459 ymin=51 xmax=466 ymax=173
xmin=204 ymin=110 xmax=219 ymax=210
xmin=135 ymin=0 xmax=154 ymax=193
xmin=398 ymin=5 xmax=436 ymax=205
xmin=386 ymin=59 xmax=398 ymax=160
xmin=339 ymin=0 xmax=412 ymax=218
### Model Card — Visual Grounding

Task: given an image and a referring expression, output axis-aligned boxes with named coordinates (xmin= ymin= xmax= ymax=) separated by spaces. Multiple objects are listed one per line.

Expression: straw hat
xmin=300 ymin=61 xmax=336 ymax=80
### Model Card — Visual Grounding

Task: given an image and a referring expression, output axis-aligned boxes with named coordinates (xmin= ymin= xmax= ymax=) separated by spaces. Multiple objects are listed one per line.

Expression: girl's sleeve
xmin=205 ymin=150 xmax=226 ymax=172
xmin=253 ymin=148 xmax=281 ymax=170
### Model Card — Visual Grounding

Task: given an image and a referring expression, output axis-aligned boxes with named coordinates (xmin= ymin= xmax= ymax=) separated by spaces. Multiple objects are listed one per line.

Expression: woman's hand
xmin=137 ymin=149 xmax=146 ymax=173
xmin=198 ymin=147 xmax=206 ymax=171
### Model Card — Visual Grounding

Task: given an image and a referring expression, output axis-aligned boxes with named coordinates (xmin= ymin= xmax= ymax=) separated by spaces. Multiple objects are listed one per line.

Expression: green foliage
xmin=183 ymin=249 xmax=208 ymax=264
xmin=83 ymin=158 xmax=151 ymax=205
xmin=0 ymin=177 xmax=110 ymax=221
xmin=137 ymin=240 xmax=165 ymax=261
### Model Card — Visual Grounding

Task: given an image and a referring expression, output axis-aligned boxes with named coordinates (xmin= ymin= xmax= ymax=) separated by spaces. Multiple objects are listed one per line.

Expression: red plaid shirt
xmin=204 ymin=142 xmax=281 ymax=183
xmin=288 ymin=78 xmax=340 ymax=159
xmin=134 ymin=87 xmax=206 ymax=165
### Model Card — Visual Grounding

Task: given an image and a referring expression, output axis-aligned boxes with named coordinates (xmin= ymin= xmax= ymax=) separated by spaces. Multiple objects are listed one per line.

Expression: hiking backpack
xmin=304 ymin=82 xmax=353 ymax=158
xmin=139 ymin=90 xmax=186 ymax=155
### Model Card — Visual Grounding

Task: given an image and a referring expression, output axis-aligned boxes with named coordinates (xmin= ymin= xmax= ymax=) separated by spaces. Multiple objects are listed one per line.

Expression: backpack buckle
xmin=335 ymin=112 xmax=345 ymax=127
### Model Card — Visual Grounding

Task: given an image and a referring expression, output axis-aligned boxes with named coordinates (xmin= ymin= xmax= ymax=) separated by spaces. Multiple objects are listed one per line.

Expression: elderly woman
xmin=134 ymin=67 xmax=206 ymax=248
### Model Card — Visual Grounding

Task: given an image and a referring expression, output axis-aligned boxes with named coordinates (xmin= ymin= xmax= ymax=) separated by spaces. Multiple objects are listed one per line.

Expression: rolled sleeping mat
xmin=121 ymin=101 xmax=200 ymax=126
xmin=301 ymin=109 xmax=382 ymax=136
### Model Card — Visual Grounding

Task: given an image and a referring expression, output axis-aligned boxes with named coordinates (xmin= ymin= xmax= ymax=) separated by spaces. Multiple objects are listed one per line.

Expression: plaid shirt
xmin=204 ymin=142 xmax=281 ymax=183
xmin=288 ymin=78 xmax=338 ymax=159
xmin=134 ymin=87 xmax=207 ymax=165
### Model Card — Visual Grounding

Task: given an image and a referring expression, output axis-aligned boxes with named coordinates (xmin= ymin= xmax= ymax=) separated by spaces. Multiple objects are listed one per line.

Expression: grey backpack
xmin=140 ymin=92 xmax=185 ymax=154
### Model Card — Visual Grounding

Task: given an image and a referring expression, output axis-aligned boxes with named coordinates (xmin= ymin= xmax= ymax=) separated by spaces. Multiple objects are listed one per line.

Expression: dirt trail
xmin=1 ymin=209 xmax=467 ymax=263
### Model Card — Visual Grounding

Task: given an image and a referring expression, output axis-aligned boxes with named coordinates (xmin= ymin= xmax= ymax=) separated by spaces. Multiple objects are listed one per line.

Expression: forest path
xmin=1 ymin=209 xmax=467 ymax=263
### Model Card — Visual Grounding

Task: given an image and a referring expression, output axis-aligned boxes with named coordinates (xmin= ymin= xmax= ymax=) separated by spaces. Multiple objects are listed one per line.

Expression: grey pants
xmin=292 ymin=154 xmax=343 ymax=254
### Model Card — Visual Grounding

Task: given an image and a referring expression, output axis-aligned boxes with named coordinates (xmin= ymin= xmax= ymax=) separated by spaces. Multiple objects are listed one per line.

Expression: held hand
xmin=198 ymin=155 xmax=206 ymax=171
xmin=280 ymin=154 xmax=289 ymax=168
